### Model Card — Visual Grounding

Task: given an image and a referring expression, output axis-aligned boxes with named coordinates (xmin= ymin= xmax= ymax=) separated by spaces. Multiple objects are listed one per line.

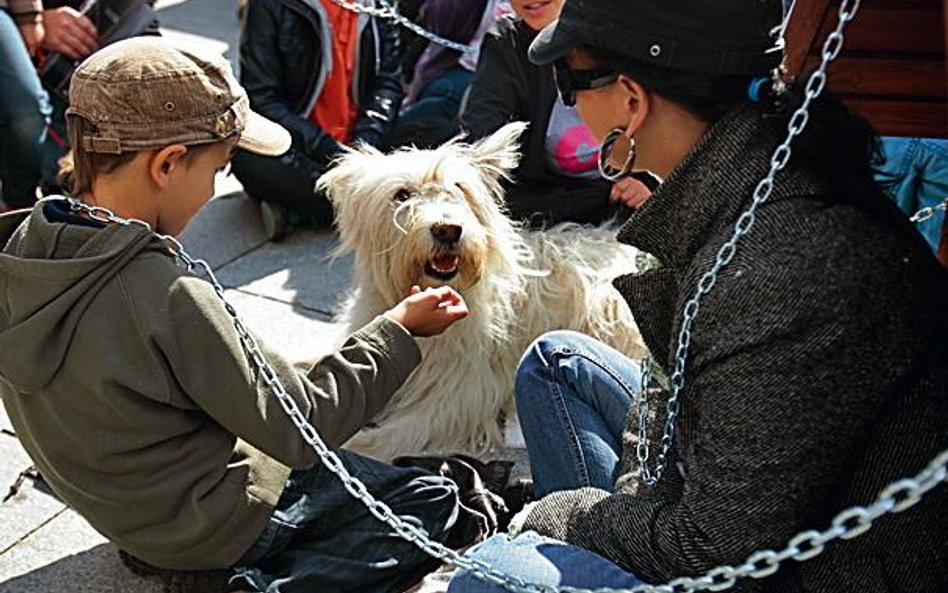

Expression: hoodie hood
xmin=0 ymin=199 xmax=159 ymax=392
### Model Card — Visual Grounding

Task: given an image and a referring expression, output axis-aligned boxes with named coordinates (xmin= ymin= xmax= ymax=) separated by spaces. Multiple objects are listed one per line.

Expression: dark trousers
xmin=232 ymin=450 xmax=460 ymax=593
xmin=232 ymin=147 xmax=335 ymax=223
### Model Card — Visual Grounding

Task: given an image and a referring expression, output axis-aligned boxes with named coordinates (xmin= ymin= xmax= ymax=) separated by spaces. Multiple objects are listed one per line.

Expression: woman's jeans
xmin=0 ymin=10 xmax=52 ymax=208
xmin=515 ymin=330 xmax=640 ymax=497
xmin=448 ymin=331 xmax=644 ymax=593
xmin=232 ymin=450 xmax=461 ymax=593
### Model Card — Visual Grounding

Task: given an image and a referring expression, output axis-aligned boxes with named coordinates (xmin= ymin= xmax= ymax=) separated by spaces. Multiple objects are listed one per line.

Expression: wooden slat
xmin=783 ymin=0 xmax=831 ymax=74
xmin=810 ymin=4 xmax=945 ymax=56
xmin=802 ymin=57 xmax=947 ymax=99
xmin=839 ymin=98 xmax=948 ymax=137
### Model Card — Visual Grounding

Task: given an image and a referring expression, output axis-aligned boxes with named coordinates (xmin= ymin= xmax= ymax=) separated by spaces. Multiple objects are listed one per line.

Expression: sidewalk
xmin=2 ymin=1 xmax=351 ymax=590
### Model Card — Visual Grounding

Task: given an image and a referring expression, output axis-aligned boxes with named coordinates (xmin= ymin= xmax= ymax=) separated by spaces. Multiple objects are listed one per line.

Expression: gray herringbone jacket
xmin=522 ymin=104 xmax=948 ymax=592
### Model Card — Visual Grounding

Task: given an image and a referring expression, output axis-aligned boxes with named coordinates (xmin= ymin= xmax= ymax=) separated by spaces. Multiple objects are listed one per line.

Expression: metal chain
xmin=634 ymin=0 xmax=862 ymax=487
xmin=909 ymin=197 xmax=948 ymax=223
xmin=325 ymin=0 xmax=476 ymax=54
xmin=58 ymin=3 xmax=948 ymax=590
xmin=65 ymin=181 xmax=947 ymax=593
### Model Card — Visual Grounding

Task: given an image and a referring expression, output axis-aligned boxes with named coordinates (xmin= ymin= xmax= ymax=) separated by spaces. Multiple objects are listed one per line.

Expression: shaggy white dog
xmin=317 ymin=123 xmax=647 ymax=461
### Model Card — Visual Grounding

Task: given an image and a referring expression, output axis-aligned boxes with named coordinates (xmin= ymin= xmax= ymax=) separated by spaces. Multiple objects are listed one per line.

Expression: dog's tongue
xmin=431 ymin=254 xmax=460 ymax=272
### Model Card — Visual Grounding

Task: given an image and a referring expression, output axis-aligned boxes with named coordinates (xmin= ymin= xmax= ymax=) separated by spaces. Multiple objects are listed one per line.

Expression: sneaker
xmin=259 ymin=200 xmax=290 ymax=241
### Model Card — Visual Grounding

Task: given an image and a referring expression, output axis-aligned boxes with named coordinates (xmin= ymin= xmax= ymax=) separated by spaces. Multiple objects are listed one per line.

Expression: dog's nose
xmin=431 ymin=223 xmax=462 ymax=243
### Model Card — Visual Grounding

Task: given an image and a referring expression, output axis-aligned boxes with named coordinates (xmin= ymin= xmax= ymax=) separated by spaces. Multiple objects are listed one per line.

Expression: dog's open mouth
xmin=424 ymin=253 xmax=461 ymax=281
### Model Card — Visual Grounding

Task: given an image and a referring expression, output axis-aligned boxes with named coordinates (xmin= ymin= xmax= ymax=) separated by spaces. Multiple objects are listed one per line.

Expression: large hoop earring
xmin=598 ymin=128 xmax=636 ymax=181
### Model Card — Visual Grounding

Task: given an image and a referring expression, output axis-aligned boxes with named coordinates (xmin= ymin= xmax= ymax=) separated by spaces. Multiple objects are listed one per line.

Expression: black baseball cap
xmin=529 ymin=0 xmax=784 ymax=75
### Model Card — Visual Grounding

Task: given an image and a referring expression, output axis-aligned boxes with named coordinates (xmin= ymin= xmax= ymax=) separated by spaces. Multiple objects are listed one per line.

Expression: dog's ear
xmin=469 ymin=122 xmax=527 ymax=180
xmin=315 ymin=144 xmax=383 ymax=207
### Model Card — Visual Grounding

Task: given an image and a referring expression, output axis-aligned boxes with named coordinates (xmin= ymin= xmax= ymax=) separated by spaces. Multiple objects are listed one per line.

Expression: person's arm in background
xmin=351 ymin=16 xmax=403 ymax=148
xmin=239 ymin=0 xmax=343 ymax=165
xmin=460 ymin=22 xmax=524 ymax=141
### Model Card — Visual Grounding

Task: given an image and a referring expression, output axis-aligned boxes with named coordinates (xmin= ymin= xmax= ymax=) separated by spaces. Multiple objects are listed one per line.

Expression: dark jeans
xmin=0 ymin=10 xmax=52 ymax=207
xmin=392 ymin=68 xmax=474 ymax=149
xmin=232 ymin=450 xmax=460 ymax=593
xmin=231 ymin=147 xmax=335 ymax=223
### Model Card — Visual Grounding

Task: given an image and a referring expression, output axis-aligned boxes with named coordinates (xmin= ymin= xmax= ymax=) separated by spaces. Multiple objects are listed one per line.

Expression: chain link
xmin=325 ymin=0 xmax=476 ymax=54
xmin=909 ymin=197 xmax=948 ymax=223
xmin=58 ymin=2 xmax=948 ymax=590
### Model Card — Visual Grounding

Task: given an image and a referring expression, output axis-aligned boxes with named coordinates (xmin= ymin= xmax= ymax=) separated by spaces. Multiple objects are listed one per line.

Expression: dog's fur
xmin=318 ymin=123 xmax=646 ymax=461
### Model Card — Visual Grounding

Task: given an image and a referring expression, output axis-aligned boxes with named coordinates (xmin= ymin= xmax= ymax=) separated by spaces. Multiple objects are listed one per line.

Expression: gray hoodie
xmin=0 ymin=199 xmax=421 ymax=569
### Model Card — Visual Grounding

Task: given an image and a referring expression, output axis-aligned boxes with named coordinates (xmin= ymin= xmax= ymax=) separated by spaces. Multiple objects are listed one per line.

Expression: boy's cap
xmin=529 ymin=0 xmax=783 ymax=75
xmin=66 ymin=37 xmax=291 ymax=156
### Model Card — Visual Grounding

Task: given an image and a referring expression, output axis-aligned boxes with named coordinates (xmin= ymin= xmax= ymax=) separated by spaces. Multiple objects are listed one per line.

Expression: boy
xmin=0 ymin=37 xmax=470 ymax=593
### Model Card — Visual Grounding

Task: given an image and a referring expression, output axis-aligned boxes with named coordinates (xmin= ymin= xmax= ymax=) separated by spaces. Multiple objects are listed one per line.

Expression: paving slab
xmin=156 ymin=0 xmax=240 ymax=65
xmin=223 ymin=289 xmax=344 ymax=365
xmin=0 ymin=435 xmax=66 ymax=555
xmin=216 ymin=229 xmax=354 ymax=317
xmin=0 ymin=510 xmax=164 ymax=593
xmin=180 ymin=190 xmax=268 ymax=270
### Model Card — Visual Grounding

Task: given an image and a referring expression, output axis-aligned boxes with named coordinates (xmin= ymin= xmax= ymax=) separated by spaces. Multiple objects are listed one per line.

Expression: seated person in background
xmin=391 ymin=0 xmax=511 ymax=149
xmin=0 ymin=0 xmax=51 ymax=210
xmin=460 ymin=0 xmax=650 ymax=227
xmin=1 ymin=0 xmax=156 ymax=205
xmin=235 ymin=0 xmax=402 ymax=240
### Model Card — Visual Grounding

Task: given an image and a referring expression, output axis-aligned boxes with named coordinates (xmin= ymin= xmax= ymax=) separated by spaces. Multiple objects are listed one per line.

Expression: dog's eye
xmin=393 ymin=189 xmax=411 ymax=203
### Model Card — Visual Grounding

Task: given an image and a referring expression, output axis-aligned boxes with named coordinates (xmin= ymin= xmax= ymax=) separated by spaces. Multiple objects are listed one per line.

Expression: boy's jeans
xmin=232 ymin=450 xmax=460 ymax=593
xmin=449 ymin=331 xmax=644 ymax=593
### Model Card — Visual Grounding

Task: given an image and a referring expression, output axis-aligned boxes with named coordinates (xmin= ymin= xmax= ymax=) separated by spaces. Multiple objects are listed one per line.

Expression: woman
xmin=449 ymin=0 xmax=948 ymax=592
xmin=460 ymin=0 xmax=650 ymax=227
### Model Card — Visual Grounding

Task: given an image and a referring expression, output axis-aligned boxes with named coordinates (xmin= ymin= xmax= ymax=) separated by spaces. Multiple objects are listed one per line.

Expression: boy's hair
xmin=61 ymin=114 xmax=220 ymax=196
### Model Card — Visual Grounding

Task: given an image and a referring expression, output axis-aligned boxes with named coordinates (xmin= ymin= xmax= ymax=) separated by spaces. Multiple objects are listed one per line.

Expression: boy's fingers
xmin=409 ymin=285 xmax=422 ymax=295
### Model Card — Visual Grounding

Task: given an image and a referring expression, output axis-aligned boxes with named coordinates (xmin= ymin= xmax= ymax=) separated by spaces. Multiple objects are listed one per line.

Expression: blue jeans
xmin=231 ymin=450 xmax=460 ymax=593
xmin=876 ymin=137 xmax=948 ymax=254
xmin=446 ymin=331 xmax=644 ymax=593
xmin=0 ymin=10 xmax=52 ymax=207
xmin=515 ymin=330 xmax=639 ymax=497
xmin=447 ymin=532 xmax=642 ymax=593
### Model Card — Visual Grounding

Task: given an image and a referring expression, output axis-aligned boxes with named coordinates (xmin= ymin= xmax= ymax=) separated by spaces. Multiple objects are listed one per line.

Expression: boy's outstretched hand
xmin=384 ymin=286 xmax=469 ymax=337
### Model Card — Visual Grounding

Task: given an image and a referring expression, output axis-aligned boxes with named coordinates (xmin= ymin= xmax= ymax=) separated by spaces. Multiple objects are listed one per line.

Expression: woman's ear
xmin=149 ymin=144 xmax=189 ymax=189
xmin=618 ymin=75 xmax=650 ymax=139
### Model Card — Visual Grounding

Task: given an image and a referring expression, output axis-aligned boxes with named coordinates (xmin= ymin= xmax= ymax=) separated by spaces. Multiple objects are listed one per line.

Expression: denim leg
xmin=0 ymin=10 xmax=51 ymax=207
xmin=446 ymin=532 xmax=642 ymax=593
xmin=515 ymin=331 xmax=640 ymax=497
xmin=233 ymin=450 xmax=460 ymax=593
xmin=876 ymin=137 xmax=948 ymax=253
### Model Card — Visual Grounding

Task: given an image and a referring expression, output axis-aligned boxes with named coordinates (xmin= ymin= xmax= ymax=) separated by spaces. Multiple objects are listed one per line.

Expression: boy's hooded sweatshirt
xmin=0 ymin=200 xmax=421 ymax=569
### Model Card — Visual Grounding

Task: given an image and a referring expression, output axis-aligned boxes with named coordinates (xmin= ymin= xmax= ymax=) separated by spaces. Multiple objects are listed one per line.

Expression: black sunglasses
xmin=553 ymin=59 xmax=619 ymax=107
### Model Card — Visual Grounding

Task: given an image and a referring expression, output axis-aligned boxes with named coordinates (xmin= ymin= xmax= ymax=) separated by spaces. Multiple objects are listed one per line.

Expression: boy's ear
xmin=468 ymin=121 xmax=526 ymax=180
xmin=149 ymin=145 xmax=189 ymax=188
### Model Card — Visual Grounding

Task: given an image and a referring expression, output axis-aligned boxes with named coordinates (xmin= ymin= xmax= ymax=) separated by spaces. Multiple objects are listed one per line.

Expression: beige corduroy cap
xmin=66 ymin=37 xmax=291 ymax=156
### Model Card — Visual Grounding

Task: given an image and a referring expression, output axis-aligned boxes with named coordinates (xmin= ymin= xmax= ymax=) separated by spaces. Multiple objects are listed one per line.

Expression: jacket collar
xmin=613 ymin=104 xmax=825 ymax=365
xmin=616 ymin=103 xmax=824 ymax=269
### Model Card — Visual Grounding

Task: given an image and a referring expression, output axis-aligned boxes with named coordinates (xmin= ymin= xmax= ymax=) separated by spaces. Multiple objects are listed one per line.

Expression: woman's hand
xmin=384 ymin=286 xmax=469 ymax=337
xmin=41 ymin=7 xmax=98 ymax=60
xmin=610 ymin=176 xmax=652 ymax=209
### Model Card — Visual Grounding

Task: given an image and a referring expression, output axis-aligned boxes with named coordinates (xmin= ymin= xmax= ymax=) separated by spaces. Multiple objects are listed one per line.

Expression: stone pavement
xmin=1 ymin=1 xmax=347 ymax=590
